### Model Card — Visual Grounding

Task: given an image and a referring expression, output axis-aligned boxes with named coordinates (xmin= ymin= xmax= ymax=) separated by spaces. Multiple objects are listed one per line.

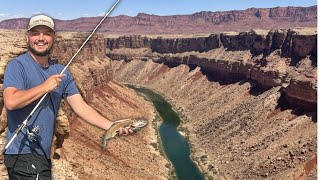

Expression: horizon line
xmin=0 ymin=4 xmax=316 ymax=22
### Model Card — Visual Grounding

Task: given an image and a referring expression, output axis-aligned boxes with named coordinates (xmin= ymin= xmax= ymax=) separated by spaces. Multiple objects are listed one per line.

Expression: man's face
xmin=27 ymin=25 xmax=55 ymax=57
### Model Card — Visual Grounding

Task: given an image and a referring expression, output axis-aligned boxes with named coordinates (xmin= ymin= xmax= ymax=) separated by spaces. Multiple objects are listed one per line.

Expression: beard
xmin=28 ymin=42 xmax=52 ymax=57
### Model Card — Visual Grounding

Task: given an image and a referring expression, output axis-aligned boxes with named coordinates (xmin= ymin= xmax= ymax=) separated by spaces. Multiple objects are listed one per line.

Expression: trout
xmin=102 ymin=118 xmax=147 ymax=150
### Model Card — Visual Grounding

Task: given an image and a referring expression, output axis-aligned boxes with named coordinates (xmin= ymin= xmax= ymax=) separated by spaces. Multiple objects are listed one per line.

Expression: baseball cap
xmin=28 ymin=14 xmax=55 ymax=31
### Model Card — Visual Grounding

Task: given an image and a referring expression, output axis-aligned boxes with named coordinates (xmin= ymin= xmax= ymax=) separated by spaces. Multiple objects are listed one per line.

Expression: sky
xmin=0 ymin=0 xmax=317 ymax=22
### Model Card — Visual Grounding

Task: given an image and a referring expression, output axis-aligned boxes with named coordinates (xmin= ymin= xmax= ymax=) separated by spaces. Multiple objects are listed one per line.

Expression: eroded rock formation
xmin=0 ymin=25 xmax=316 ymax=179
xmin=0 ymin=6 xmax=316 ymax=34
xmin=108 ymin=28 xmax=317 ymax=179
xmin=106 ymin=28 xmax=317 ymax=112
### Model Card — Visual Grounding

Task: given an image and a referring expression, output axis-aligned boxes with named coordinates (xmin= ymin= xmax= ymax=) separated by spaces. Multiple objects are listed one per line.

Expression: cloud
xmin=0 ymin=13 xmax=9 ymax=17
xmin=98 ymin=12 xmax=105 ymax=16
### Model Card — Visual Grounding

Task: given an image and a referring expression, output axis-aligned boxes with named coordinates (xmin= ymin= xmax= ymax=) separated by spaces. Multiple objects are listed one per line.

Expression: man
xmin=3 ymin=14 xmax=132 ymax=179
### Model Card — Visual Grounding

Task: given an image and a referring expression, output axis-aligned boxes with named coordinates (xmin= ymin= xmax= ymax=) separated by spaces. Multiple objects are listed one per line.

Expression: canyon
xmin=0 ymin=6 xmax=317 ymax=179
xmin=108 ymin=27 xmax=317 ymax=179
xmin=0 ymin=27 xmax=316 ymax=179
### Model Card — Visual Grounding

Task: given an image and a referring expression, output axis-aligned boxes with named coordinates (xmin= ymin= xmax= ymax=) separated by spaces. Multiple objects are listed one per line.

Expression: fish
xmin=101 ymin=118 xmax=148 ymax=150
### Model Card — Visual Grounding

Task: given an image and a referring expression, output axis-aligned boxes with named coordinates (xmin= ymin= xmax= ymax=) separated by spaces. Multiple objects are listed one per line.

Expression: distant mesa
xmin=0 ymin=5 xmax=316 ymax=34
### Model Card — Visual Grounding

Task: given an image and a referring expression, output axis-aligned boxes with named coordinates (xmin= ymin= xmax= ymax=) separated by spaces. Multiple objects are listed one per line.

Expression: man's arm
xmin=4 ymin=74 xmax=65 ymax=110
xmin=66 ymin=94 xmax=114 ymax=131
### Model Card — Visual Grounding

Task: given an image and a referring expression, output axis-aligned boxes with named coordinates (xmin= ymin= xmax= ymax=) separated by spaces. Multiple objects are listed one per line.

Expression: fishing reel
xmin=26 ymin=125 xmax=40 ymax=142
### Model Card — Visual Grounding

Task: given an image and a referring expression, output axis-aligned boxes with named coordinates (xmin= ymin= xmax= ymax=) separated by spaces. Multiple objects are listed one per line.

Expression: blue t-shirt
xmin=3 ymin=52 xmax=79 ymax=158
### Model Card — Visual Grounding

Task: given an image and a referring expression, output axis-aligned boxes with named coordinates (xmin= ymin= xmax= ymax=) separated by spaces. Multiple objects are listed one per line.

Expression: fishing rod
xmin=4 ymin=0 xmax=121 ymax=151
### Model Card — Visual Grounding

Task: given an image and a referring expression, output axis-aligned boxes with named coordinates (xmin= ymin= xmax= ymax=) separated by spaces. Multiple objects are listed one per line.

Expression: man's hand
xmin=4 ymin=74 xmax=65 ymax=110
xmin=118 ymin=127 xmax=134 ymax=135
xmin=43 ymin=74 xmax=65 ymax=92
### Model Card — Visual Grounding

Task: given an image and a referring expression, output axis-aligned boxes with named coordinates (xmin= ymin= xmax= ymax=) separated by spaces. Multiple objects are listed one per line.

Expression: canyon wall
xmin=0 ymin=6 xmax=316 ymax=34
xmin=106 ymin=28 xmax=317 ymax=112
xmin=109 ymin=28 xmax=317 ymax=179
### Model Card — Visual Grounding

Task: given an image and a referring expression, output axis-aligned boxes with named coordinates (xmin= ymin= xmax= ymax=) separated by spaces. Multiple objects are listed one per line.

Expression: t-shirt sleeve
xmin=62 ymin=70 xmax=79 ymax=98
xmin=3 ymin=60 xmax=25 ymax=90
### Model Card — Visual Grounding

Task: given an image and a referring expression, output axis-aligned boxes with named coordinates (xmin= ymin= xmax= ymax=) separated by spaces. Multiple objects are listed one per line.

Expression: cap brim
xmin=28 ymin=23 xmax=55 ymax=31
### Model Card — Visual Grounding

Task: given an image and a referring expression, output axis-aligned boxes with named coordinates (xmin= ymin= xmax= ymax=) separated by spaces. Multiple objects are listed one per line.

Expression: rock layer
xmin=0 ymin=6 xmax=316 ymax=34
xmin=106 ymin=28 xmax=317 ymax=112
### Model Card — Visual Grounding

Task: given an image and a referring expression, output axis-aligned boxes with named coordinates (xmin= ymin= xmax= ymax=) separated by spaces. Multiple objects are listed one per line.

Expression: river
xmin=129 ymin=85 xmax=204 ymax=180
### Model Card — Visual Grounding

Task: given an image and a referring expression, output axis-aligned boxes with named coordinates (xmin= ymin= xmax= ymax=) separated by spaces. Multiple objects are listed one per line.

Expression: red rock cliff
xmin=0 ymin=6 xmax=316 ymax=34
xmin=106 ymin=28 xmax=317 ymax=112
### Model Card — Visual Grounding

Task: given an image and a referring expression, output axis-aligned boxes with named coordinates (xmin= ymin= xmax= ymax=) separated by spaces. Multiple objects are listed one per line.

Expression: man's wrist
xmin=105 ymin=120 xmax=114 ymax=130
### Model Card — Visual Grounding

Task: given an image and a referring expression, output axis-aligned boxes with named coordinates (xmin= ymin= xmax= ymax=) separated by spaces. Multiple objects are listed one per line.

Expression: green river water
xmin=129 ymin=86 xmax=204 ymax=180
